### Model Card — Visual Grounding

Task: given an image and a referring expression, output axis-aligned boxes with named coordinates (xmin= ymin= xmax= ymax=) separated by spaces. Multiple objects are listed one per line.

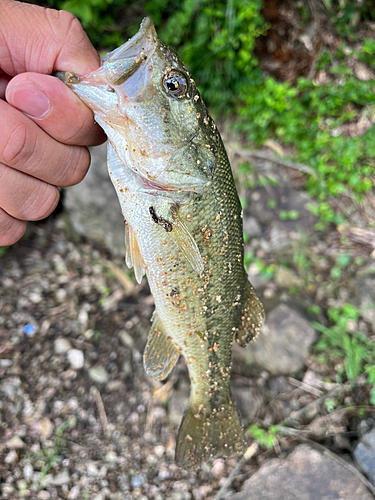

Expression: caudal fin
xmin=175 ymin=396 xmax=246 ymax=469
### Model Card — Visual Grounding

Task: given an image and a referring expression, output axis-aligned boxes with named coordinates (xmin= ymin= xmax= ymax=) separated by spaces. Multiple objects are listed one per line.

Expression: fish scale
xmin=56 ymin=17 xmax=264 ymax=468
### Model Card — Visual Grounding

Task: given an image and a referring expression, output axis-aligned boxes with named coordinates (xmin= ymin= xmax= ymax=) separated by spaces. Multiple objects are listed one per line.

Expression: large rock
xmin=354 ymin=428 xmax=375 ymax=485
xmin=240 ymin=304 xmax=317 ymax=375
xmin=64 ymin=143 xmax=125 ymax=255
xmin=232 ymin=444 xmax=374 ymax=500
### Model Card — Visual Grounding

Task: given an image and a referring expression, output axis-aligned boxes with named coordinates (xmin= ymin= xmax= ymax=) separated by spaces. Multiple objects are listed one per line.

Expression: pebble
xmin=5 ymin=436 xmax=25 ymax=449
xmin=37 ymin=492 xmax=51 ymax=500
xmin=35 ymin=417 xmax=54 ymax=440
xmin=104 ymin=451 xmax=118 ymax=463
xmin=4 ymin=450 xmax=18 ymax=464
xmin=54 ymin=337 xmax=72 ymax=354
xmin=0 ymin=359 xmax=12 ymax=367
xmin=118 ymin=330 xmax=134 ymax=348
xmin=154 ymin=445 xmax=165 ymax=458
xmin=68 ymin=484 xmax=81 ymax=499
xmin=51 ymin=470 xmax=70 ymax=485
xmin=88 ymin=365 xmax=109 ymax=384
xmin=23 ymin=463 xmax=34 ymax=480
xmin=211 ymin=458 xmax=225 ymax=478
xmin=131 ymin=474 xmax=145 ymax=489
xmin=67 ymin=349 xmax=84 ymax=369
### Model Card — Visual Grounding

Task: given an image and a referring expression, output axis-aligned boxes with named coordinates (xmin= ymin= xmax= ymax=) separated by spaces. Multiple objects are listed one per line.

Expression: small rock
xmin=68 ymin=485 xmax=81 ymax=500
xmin=37 ymin=492 xmax=51 ymax=500
xmin=0 ymin=359 xmax=12 ymax=368
xmin=211 ymin=458 xmax=225 ymax=478
xmin=6 ymin=436 xmax=25 ymax=449
xmin=54 ymin=337 xmax=72 ymax=354
xmin=67 ymin=349 xmax=84 ymax=369
xmin=23 ymin=463 xmax=34 ymax=480
xmin=232 ymin=444 xmax=373 ymax=500
xmin=93 ymin=494 xmax=104 ymax=500
xmin=131 ymin=474 xmax=145 ymax=489
xmin=104 ymin=451 xmax=118 ymax=463
xmin=354 ymin=62 xmax=374 ymax=81
xmin=88 ymin=365 xmax=109 ymax=384
xmin=118 ymin=330 xmax=134 ymax=349
xmin=354 ymin=428 xmax=375 ymax=485
xmin=4 ymin=450 xmax=18 ymax=464
xmin=87 ymin=463 xmax=98 ymax=476
xmin=35 ymin=417 xmax=54 ymax=440
xmin=154 ymin=445 xmax=165 ymax=458
xmin=51 ymin=470 xmax=70 ymax=485
xmin=106 ymin=380 xmax=124 ymax=392
xmin=275 ymin=267 xmax=303 ymax=288
xmin=243 ymin=304 xmax=317 ymax=375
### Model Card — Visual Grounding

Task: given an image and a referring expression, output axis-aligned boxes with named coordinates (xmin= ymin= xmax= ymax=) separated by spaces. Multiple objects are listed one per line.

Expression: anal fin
xmin=235 ymin=280 xmax=265 ymax=347
xmin=143 ymin=313 xmax=180 ymax=380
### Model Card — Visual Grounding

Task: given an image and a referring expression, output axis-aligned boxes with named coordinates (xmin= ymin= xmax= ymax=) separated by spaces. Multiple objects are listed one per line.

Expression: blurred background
xmin=1 ymin=1 xmax=375 ymax=499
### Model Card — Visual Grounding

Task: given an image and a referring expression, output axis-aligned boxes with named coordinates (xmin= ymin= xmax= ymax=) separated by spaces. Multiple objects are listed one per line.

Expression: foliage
xmin=249 ymin=424 xmax=280 ymax=449
xmin=43 ymin=0 xmax=374 ymax=226
xmin=313 ymin=305 xmax=375 ymax=382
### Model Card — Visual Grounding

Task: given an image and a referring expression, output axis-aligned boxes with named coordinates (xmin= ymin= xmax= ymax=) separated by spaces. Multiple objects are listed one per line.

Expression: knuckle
xmin=23 ymin=184 xmax=59 ymax=221
xmin=57 ymin=146 xmax=90 ymax=187
xmin=47 ymin=9 xmax=85 ymax=45
xmin=2 ymin=123 xmax=34 ymax=167
xmin=0 ymin=210 xmax=26 ymax=246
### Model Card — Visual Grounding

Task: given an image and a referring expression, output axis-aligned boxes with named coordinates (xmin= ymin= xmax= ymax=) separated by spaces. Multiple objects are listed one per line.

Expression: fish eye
xmin=163 ymin=70 xmax=188 ymax=98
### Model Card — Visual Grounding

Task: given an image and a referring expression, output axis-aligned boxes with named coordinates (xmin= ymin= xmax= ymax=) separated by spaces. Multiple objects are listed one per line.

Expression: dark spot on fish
xmin=170 ymin=287 xmax=179 ymax=297
xmin=149 ymin=207 xmax=173 ymax=232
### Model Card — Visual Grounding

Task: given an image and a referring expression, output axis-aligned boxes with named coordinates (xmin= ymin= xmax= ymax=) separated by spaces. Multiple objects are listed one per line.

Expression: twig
xmin=287 ymin=377 xmax=323 ymax=397
xmin=278 ymin=426 xmax=375 ymax=497
xmin=285 ymin=379 xmax=352 ymax=423
xmin=234 ymin=147 xmax=318 ymax=178
xmin=214 ymin=443 xmax=259 ymax=500
xmin=92 ymin=387 xmax=110 ymax=439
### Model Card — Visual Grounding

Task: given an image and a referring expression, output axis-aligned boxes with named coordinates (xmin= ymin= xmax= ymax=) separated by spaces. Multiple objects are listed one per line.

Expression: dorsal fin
xmin=235 ymin=280 xmax=265 ymax=347
xmin=143 ymin=313 xmax=180 ymax=380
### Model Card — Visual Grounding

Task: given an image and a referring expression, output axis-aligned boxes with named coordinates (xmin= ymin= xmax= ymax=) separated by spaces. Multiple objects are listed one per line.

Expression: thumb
xmin=0 ymin=0 xmax=100 ymax=77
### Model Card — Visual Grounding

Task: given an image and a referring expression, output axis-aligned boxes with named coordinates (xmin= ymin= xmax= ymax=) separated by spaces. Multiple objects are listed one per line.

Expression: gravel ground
xmin=0 ymin=218 xmax=250 ymax=500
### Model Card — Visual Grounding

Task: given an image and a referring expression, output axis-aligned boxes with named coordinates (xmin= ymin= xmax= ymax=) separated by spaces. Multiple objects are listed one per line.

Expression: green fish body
xmin=57 ymin=18 xmax=264 ymax=468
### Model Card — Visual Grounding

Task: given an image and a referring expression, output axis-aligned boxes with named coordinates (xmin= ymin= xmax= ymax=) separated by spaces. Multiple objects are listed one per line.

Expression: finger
xmin=0 ymin=208 xmax=26 ymax=246
xmin=6 ymin=73 xmax=106 ymax=146
xmin=0 ymin=163 xmax=59 ymax=221
xmin=0 ymin=1 xmax=100 ymax=76
xmin=0 ymin=72 xmax=11 ymax=99
xmin=0 ymin=99 xmax=91 ymax=187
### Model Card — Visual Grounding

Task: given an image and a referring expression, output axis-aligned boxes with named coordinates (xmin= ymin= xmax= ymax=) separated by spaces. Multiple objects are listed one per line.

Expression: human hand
xmin=0 ymin=0 xmax=106 ymax=246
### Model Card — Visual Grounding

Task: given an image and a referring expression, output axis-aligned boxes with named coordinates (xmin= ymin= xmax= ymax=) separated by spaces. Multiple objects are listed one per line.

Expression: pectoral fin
xmin=235 ymin=281 xmax=265 ymax=347
xmin=170 ymin=206 xmax=204 ymax=276
xmin=125 ymin=223 xmax=146 ymax=284
xmin=143 ymin=314 xmax=180 ymax=380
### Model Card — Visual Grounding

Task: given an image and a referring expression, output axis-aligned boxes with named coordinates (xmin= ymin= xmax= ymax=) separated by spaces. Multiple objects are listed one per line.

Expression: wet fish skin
xmin=56 ymin=18 xmax=264 ymax=468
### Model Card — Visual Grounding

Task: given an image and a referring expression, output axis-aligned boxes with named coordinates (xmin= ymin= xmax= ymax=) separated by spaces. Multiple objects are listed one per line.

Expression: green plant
xmin=313 ymin=305 xmax=375 ymax=381
xmin=32 ymin=420 xmax=70 ymax=479
xmin=248 ymin=424 xmax=280 ymax=449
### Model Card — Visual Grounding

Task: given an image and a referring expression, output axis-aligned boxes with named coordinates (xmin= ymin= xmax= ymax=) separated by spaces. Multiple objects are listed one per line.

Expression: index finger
xmin=0 ymin=0 xmax=100 ymax=76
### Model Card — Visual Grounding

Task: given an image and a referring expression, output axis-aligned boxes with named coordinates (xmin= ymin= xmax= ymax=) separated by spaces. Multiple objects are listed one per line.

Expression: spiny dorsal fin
xmin=143 ymin=313 xmax=180 ymax=380
xmin=125 ymin=223 xmax=146 ymax=284
xmin=235 ymin=280 xmax=265 ymax=347
xmin=170 ymin=206 xmax=204 ymax=276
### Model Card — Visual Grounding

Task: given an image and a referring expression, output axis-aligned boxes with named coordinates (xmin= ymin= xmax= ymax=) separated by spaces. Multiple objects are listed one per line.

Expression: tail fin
xmin=175 ymin=396 xmax=246 ymax=469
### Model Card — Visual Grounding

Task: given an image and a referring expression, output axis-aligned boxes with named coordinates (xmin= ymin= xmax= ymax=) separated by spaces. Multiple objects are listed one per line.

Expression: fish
xmin=56 ymin=17 xmax=264 ymax=468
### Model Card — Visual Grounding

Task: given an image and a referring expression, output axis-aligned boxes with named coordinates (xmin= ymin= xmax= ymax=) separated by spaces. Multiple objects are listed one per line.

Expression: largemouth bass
xmin=57 ymin=17 xmax=264 ymax=468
